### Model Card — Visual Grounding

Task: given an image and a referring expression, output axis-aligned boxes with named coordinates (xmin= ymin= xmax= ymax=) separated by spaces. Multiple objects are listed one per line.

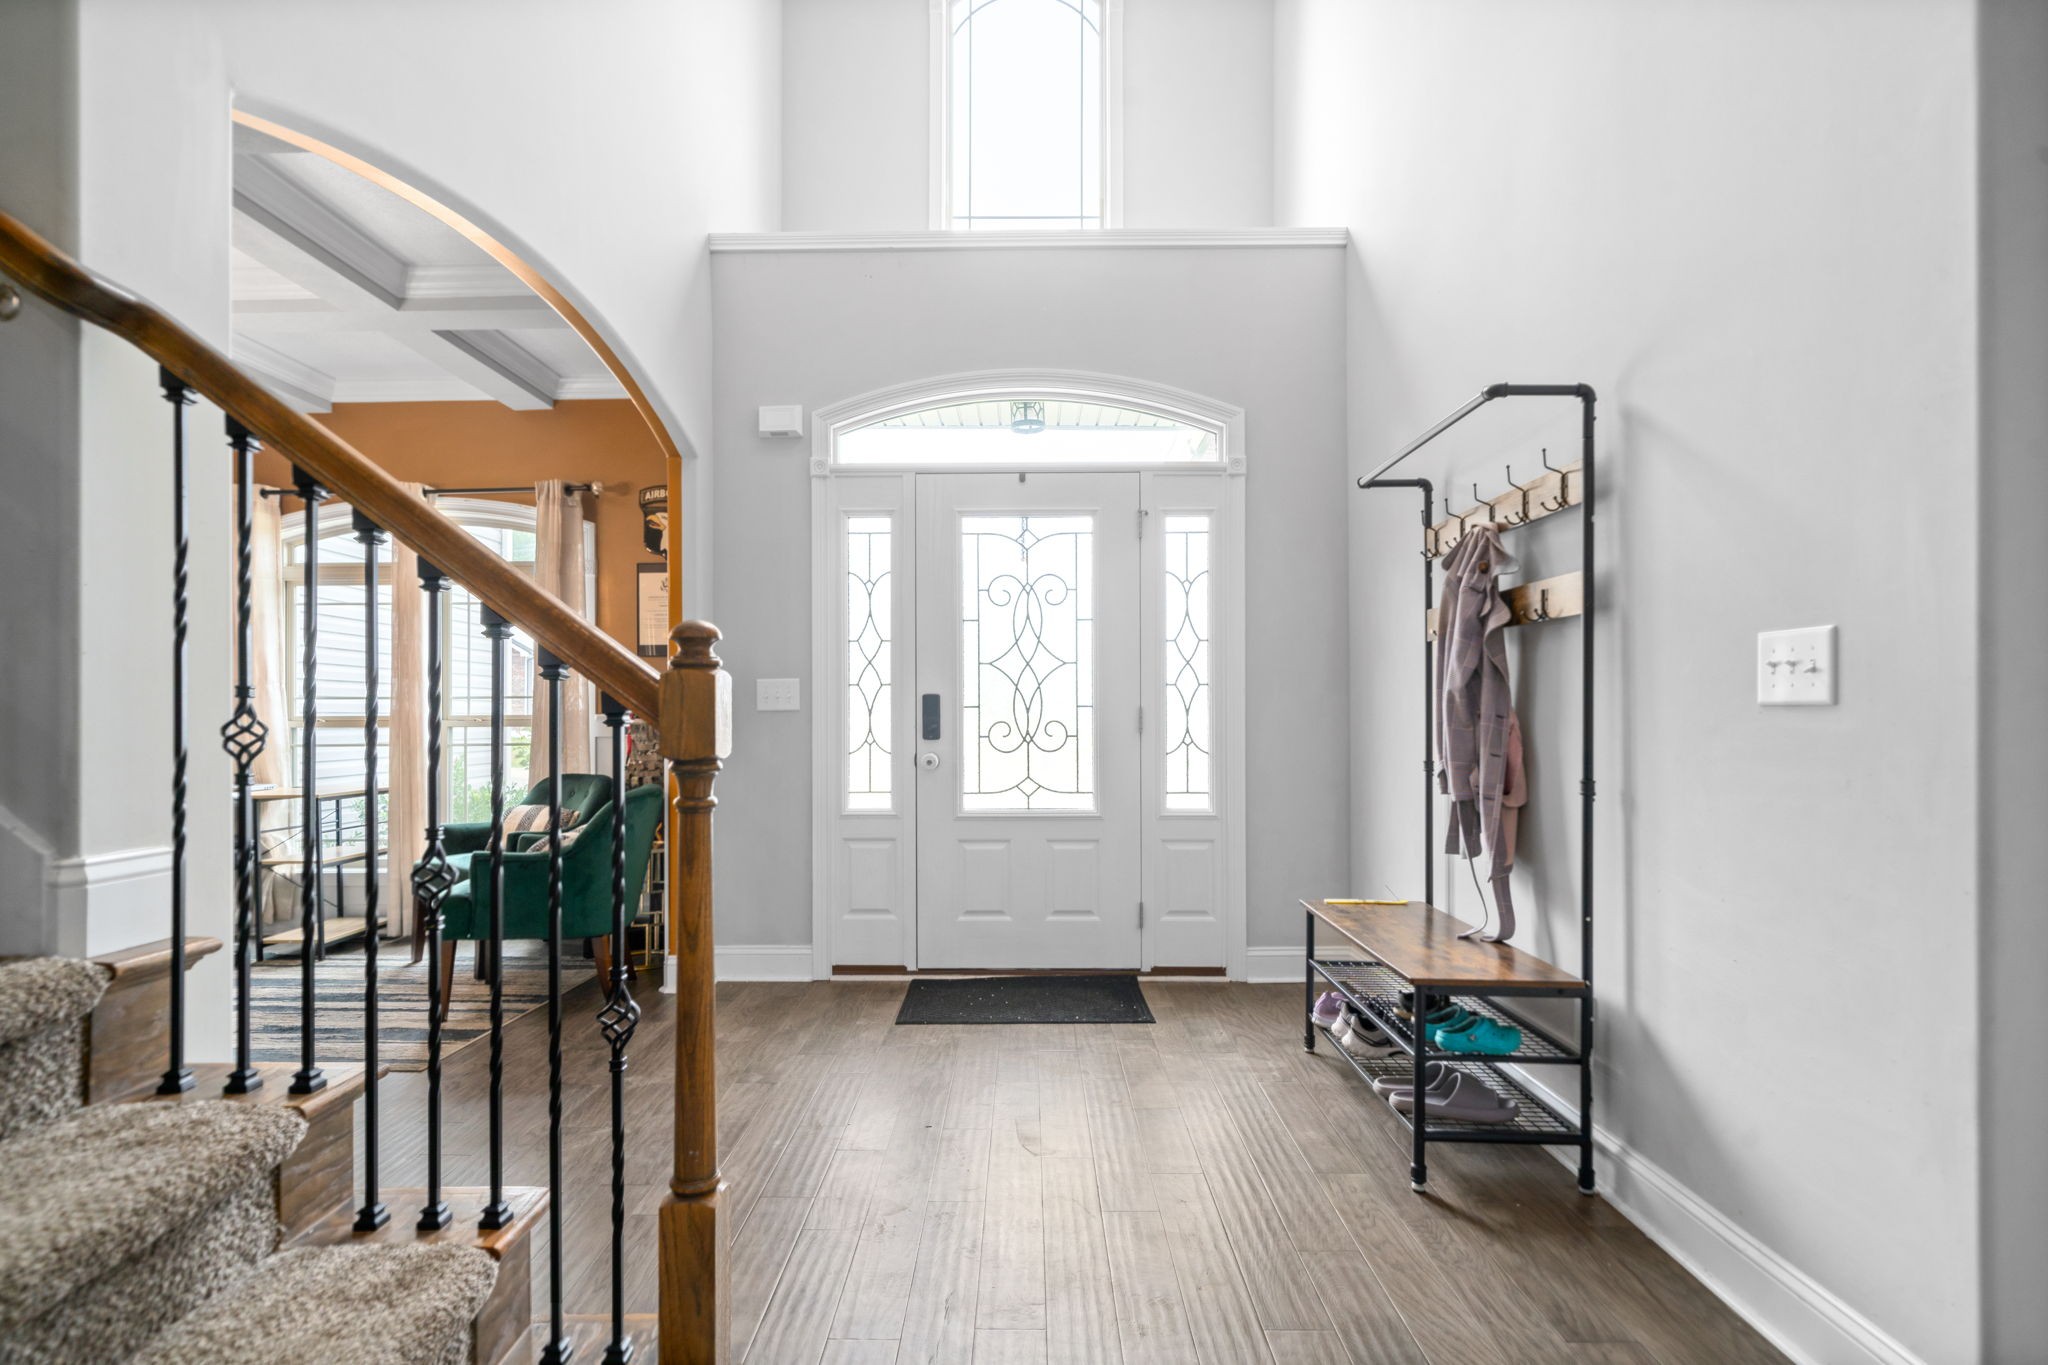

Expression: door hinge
xmin=1137 ymin=706 xmax=1144 ymax=736
xmin=1138 ymin=900 xmax=1145 ymax=928
xmin=1138 ymin=508 xmax=1148 ymax=540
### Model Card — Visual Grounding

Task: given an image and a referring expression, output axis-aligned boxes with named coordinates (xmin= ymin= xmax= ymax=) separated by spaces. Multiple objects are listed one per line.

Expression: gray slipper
xmin=1391 ymin=1072 xmax=1519 ymax=1124
xmin=1371 ymin=1062 xmax=1452 ymax=1098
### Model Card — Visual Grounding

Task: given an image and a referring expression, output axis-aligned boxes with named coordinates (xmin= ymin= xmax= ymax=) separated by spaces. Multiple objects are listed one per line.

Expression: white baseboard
xmin=50 ymin=846 xmax=172 ymax=959
xmin=1245 ymin=945 xmax=1304 ymax=983
xmin=1507 ymin=1067 xmax=1927 ymax=1365
xmin=715 ymin=944 xmax=815 ymax=981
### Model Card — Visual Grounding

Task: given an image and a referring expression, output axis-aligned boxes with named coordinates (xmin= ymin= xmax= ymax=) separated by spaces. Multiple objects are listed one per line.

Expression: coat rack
xmin=1333 ymin=381 xmax=1599 ymax=1196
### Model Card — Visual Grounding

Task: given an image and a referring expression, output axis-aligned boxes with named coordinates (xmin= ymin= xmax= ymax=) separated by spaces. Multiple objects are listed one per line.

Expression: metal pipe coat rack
xmin=1358 ymin=381 xmax=1599 ymax=1194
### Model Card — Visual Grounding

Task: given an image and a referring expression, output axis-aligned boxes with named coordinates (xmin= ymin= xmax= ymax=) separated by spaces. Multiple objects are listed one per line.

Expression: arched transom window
xmin=837 ymin=396 xmax=1218 ymax=468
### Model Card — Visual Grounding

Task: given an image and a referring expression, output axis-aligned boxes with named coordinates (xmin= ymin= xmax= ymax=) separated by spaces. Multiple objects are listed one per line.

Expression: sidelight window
xmin=846 ymin=515 xmax=895 ymax=812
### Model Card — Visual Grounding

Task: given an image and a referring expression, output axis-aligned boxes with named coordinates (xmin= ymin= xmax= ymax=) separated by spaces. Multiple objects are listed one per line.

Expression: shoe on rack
xmin=1335 ymin=1010 xmax=1399 ymax=1058
xmin=1434 ymin=1017 xmax=1523 ymax=1055
xmin=1371 ymin=1061 xmax=1454 ymax=1099
xmin=1389 ymin=1072 xmax=1520 ymax=1124
xmin=1309 ymin=992 xmax=1346 ymax=1032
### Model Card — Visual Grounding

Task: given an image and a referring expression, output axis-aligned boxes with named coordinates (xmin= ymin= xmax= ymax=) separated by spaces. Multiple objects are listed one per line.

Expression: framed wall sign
xmin=637 ymin=562 xmax=669 ymax=658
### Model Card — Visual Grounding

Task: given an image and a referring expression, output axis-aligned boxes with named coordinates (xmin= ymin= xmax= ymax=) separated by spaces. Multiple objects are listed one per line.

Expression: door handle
xmin=918 ymin=751 xmax=941 ymax=772
xmin=921 ymin=693 xmax=941 ymax=741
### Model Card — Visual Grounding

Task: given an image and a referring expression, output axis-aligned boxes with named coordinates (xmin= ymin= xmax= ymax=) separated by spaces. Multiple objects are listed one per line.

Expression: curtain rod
xmin=261 ymin=482 xmax=599 ymax=499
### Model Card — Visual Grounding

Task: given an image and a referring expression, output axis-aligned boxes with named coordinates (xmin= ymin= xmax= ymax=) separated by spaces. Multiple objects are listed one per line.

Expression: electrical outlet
xmin=756 ymin=677 xmax=801 ymax=712
xmin=1757 ymin=626 xmax=1836 ymax=706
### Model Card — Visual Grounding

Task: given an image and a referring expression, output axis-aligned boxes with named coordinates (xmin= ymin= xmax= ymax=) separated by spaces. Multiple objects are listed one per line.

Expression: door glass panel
xmin=960 ymin=514 xmax=1095 ymax=812
xmin=1163 ymin=515 xmax=1213 ymax=811
xmin=846 ymin=515 xmax=894 ymax=812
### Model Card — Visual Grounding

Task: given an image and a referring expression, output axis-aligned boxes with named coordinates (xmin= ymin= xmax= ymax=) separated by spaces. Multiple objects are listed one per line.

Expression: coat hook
xmin=1525 ymin=587 xmax=1551 ymax=623
xmin=1420 ymin=522 xmax=1439 ymax=559
xmin=1502 ymin=465 xmax=1534 ymax=526
xmin=1539 ymin=448 xmax=1569 ymax=512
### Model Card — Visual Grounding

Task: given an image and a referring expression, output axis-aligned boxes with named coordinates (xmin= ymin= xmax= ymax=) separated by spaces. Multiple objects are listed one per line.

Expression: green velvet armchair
xmin=431 ymin=778 xmax=664 ymax=1014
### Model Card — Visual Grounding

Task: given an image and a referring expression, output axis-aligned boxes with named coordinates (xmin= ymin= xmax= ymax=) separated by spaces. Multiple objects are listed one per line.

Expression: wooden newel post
xmin=658 ymin=621 xmax=732 ymax=1364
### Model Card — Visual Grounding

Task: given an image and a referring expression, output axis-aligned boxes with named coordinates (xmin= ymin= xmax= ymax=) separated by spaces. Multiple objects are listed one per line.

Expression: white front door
xmin=914 ymin=472 xmax=1142 ymax=968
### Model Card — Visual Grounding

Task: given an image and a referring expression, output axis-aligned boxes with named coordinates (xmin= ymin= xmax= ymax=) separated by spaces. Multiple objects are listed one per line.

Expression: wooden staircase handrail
xmin=0 ymin=208 xmax=662 ymax=720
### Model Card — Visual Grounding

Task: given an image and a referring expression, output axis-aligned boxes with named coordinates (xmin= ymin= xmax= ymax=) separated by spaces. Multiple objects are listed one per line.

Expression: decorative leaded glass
xmin=846 ymin=516 xmax=893 ymax=812
xmin=1163 ymin=514 xmax=1211 ymax=811
xmin=960 ymin=514 xmax=1094 ymax=811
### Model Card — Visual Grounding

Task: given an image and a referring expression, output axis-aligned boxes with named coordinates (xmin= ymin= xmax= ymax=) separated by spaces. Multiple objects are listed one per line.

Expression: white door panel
xmin=916 ymin=472 xmax=1141 ymax=969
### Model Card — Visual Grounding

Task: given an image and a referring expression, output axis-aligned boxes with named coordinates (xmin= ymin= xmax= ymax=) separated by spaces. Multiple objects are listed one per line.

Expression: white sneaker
xmin=1336 ymin=1009 xmax=1398 ymax=1058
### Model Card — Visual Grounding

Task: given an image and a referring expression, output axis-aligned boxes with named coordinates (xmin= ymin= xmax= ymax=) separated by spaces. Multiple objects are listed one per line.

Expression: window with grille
xmin=942 ymin=0 xmax=1113 ymax=230
xmin=282 ymin=503 xmax=590 ymax=829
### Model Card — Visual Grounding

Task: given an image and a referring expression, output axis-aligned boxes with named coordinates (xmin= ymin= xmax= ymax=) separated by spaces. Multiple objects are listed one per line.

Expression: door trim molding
xmin=810 ymin=374 xmax=1248 ymax=980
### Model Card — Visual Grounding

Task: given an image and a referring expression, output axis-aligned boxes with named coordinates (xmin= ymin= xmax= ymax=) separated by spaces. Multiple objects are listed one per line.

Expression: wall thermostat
xmin=758 ymin=405 xmax=804 ymax=439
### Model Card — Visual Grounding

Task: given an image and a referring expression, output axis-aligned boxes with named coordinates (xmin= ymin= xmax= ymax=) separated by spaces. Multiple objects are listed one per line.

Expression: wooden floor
xmin=376 ymin=977 xmax=1786 ymax=1365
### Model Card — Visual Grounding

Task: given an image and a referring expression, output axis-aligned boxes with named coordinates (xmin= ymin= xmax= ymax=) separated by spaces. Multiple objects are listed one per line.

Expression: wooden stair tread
xmin=89 ymin=935 xmax=222 ymax=983
xmin=302 ymin=1187 xmax=548 ymax=1261
xmin=1304 ymin=898 xmax=1585 ymax=990
xmin=145 ymin=1060 xmax=371 ymax=1125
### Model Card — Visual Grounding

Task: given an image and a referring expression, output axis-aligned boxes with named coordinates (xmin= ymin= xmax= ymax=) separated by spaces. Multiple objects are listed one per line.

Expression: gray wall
xmin=781 ymin=0 xmax=1276 ymax=230
xmin=1277 ymin=1 xmax=1981 ymax=1360
xmin=0 ymin=0 xmax=81 ymax=953
xmin=708 ymin=243 xmax=1349 ymax=953
xmin=1977 ymin=0 xmax=2048 ymax=1356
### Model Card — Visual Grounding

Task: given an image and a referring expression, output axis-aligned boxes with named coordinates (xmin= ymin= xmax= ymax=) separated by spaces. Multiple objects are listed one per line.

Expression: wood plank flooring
xmin=372 ymin=977 xmax=1786 ymax=1364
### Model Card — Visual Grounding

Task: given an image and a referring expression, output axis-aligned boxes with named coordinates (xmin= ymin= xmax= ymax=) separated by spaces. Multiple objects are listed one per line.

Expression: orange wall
xmin=256 ymin=400 xmax=667 ymax=650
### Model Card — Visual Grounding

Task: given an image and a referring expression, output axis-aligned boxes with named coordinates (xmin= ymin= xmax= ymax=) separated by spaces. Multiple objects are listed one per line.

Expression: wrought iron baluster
xmin=220 ymin=419 xmax=267 ymax=1094
xmin=537 ymin=650 xmax=571 ymax=1365
xmin=290 ymin=465 xmax=328 ymax=1096
xmin=478 ymin=605 xmax=513 ymax=1230
xmin=351 ymin=511 xmax=390 ymax=1231
xmin=598 ymin=694 xmax=641 ymax=1365
xmin=157 ymin=369 xmax=196 ymax=1096
xmin=415 ymin=560 xmax=454 ymax=1232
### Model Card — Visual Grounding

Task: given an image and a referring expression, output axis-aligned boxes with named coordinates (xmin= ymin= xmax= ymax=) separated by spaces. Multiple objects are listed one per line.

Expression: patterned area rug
xmin=249 ymin=944 xmax=558 ymax=1070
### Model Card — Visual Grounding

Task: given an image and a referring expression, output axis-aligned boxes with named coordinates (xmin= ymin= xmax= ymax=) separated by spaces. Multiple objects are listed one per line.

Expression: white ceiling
xmin=229 ymin=129 xmax=625 ymax=411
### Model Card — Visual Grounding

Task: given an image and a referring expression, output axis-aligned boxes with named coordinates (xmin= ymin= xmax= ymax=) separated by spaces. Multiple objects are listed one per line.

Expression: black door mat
xmin=895 ymin=974 xmax=1155 ymax=1025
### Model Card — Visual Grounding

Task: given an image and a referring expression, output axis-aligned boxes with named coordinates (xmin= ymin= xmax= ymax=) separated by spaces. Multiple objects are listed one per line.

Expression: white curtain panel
xmin=530 ymin=480 xmax=593 ymax=778
xmin=247 ymin=489 xmax=295 ymax=932
xmin=247 ymin=489 xmax=290 ymax=789
xmin=383 ymin=482 xmax=428 ymax=946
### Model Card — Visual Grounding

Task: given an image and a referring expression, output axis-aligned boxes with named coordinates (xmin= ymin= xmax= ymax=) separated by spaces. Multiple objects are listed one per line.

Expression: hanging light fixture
xmin=1009 ymin=399 xmax=1046 ymax=435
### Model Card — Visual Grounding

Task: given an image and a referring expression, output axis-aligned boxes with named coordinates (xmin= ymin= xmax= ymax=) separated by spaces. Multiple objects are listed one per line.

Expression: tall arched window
xmin=941 ymin=0 xmax=1115 ymax=230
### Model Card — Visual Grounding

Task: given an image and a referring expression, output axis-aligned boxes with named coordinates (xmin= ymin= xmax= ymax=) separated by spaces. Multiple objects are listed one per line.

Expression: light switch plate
xmin=1757 ymin=625 xmax=1836 ymax=706
xmin=756 ymin=677 xmax=801 ymax=712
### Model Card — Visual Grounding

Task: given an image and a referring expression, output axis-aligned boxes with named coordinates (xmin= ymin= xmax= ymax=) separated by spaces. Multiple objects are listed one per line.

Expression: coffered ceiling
xmin=230 ymin=125 xmax=625 ymax=412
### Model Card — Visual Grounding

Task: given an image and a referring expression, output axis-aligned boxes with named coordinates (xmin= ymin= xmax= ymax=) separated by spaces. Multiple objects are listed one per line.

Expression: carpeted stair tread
xmin=0 ymin=1099 xmax=305 ymax=1328
xmin=130 ymin=1244 xmax=499 ymax=1365
xmin=0 ymin=957 xmax=106 ymax=1046
xmin=0 ymin=957 xmax=108 ymax=1141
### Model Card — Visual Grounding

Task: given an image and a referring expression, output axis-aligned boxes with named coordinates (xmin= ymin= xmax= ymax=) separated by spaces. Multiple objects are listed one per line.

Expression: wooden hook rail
xmin=1425 ymin=460 xmax=1583 ymax=560
xmin=1425 ymin=571 xmax=1584 ymax=640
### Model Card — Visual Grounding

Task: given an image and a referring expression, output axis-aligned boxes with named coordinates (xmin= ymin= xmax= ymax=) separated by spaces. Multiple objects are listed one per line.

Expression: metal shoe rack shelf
xmin=1304 ymin=898 xmax=1591 ymax=1185
xmin=1314 ymin=381 xmax=1599 ymax=1194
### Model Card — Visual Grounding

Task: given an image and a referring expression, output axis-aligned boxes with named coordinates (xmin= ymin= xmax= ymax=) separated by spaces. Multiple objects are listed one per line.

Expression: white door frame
xmin=809 ymin=370 xmax=1248 ymax=979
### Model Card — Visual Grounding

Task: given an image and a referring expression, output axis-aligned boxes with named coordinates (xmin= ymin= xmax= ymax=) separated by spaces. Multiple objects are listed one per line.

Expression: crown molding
xmin=708 ymin=227 xmax=1349 ymax=254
